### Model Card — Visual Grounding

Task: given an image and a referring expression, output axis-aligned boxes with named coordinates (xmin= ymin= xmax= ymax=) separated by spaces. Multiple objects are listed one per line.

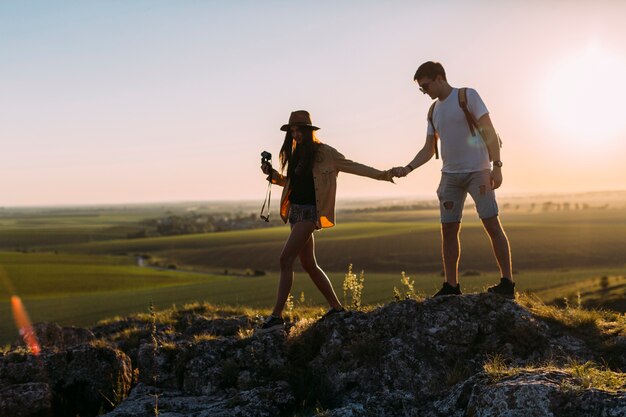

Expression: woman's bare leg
xmin=272 ymin=221 xmax=316 ymax=316
xmin=298 ymin=230 xmax=342 ymax=309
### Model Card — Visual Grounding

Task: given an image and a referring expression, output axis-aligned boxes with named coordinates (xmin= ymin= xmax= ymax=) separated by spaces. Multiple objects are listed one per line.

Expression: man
xmin=393 ymin=61 xmax=514 ymax=298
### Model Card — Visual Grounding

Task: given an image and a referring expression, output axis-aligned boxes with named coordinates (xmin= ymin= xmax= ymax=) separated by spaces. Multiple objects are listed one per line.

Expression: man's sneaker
xmin=320 ymin=307 xmax=346 ymax=321
xmin=433 ymin=282 xmax=462 ymax=297
xmin=256 ymin=314 xmax=284 ymax=333
xmin=487 ymin=277 xmax=516 ymax=299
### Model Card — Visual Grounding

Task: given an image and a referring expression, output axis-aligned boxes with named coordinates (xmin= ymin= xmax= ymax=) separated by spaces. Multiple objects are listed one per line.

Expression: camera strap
xmin=260 ymin=180 xmax=271 ymax=222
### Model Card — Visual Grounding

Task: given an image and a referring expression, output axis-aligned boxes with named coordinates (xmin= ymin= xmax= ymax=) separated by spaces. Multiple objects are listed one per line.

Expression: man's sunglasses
xmin=419 ymin=81 xmax=433 ymax=94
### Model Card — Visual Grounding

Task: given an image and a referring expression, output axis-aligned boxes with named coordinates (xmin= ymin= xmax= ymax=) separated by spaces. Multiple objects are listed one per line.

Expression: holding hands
xmin=391 ymin=166 xmax=413 ymax=178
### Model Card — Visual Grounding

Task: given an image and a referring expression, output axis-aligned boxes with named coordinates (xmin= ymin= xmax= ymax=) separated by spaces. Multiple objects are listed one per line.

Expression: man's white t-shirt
xmin=426 ymin=88 xmax=490 ymax=173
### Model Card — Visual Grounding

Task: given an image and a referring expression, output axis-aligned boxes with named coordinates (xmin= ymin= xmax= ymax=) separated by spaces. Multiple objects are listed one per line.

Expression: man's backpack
xmin=427 ymin=87 xmax=502 ymax=160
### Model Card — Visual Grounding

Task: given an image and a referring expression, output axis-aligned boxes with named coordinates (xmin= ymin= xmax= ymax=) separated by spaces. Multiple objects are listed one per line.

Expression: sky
xmin=1 ymin=0 xmax=626 ymax=207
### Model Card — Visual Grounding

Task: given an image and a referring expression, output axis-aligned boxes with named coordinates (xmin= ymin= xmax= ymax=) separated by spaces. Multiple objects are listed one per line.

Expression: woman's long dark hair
xmin=279 ymin=127 xmax=321 ymax=178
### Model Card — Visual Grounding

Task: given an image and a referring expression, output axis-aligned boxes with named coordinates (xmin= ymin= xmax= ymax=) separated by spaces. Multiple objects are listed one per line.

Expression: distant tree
xmin=127 ymin=229 xmax=148 ymax=239
xmin=600 ymin=276 xmax=609 ymax=292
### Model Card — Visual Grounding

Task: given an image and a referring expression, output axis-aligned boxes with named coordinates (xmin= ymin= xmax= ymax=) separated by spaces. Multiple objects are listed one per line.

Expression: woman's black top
xmin=288 ymin=153 xmax=316 ymax=205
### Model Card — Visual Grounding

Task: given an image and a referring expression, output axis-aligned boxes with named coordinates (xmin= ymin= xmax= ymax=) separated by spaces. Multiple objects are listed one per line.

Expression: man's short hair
xmin=414 ymin=61 xmax=447 ymax=82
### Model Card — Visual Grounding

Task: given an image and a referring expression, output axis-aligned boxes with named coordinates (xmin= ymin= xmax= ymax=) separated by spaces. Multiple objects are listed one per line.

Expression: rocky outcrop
xmin=433 ymin=371 xmax=626 ymax=417
xmin=0 ymin=326 xmax=133 ymax=417
xmin=3 ymin=294 xmax=625 ymax=416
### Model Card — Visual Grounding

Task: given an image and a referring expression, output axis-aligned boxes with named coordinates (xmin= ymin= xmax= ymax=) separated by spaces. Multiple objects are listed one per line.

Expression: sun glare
xmin=540 ymin=42 xmax=626 ymax=140
xmin=10 ymin=296 xmax=41 ymax=356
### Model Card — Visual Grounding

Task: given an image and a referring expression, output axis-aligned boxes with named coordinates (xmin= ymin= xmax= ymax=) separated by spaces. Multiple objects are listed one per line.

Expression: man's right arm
xmin=394 ymin=135 xmax=436 ymax=177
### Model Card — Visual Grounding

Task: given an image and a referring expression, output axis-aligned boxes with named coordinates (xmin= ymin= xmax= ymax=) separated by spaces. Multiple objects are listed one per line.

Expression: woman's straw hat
xmin=280 ymin=110 xmax=320 ymax=131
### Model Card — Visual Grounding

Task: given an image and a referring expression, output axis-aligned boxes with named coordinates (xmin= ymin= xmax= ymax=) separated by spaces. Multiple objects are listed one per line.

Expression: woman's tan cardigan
xmin=268 ymin=143 xmax=393 ymax=229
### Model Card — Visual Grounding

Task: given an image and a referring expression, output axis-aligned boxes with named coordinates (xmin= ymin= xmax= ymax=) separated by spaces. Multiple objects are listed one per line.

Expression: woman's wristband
xmin=405 ymin=164 xmax=414 ymax=173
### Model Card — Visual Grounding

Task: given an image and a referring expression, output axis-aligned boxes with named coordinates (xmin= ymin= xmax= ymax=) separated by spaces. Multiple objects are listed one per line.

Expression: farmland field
xmin=1 ymin=195 xmax=625 ymax=345
xmin=59 ymin=207 xmax=626 ymax=274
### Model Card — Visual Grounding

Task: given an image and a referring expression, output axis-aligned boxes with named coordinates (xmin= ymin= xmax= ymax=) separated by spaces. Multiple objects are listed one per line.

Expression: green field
xmin=2 ymin=250 xmax=623 ymax=345
xmin=1 ymin=199 xmax=625 ymax=345
xmin=58 ymin=208 xmax=626 ymax=274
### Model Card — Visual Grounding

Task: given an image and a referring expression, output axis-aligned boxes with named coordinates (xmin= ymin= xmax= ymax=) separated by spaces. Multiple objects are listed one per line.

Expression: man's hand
xmin=261 ymin=162 xmax=272 ymax=175
xmin=491 ymin=168 xmax=503 ymax=189
xmin=392 ymin=166 xmax=411 ymax=178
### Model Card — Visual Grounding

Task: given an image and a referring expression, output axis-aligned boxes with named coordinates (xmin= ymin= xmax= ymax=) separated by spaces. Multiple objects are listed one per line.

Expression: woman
xmin=258 ymin=110 xmax=394 ymax=332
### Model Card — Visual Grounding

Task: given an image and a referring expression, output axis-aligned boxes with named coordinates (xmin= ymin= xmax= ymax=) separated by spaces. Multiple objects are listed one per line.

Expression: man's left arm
xmin=477 ymin=114 xmax=502 ymax=189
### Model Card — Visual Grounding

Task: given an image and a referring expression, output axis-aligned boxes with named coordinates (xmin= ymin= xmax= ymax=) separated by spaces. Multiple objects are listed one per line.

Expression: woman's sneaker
xmin=257 ymin=314 xmax=284 ymax=333
xmin=320 ymin=307 xmax=346 ymax=321
xmin=487 ymin=277 xmax=516 ymax=299
xmin=433 ymin=282 xmax=462 ymax=297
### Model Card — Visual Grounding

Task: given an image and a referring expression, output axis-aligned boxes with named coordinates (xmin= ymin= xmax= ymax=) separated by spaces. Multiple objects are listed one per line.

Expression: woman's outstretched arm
xmin=330 ymin=147 xmax=394 ymax=182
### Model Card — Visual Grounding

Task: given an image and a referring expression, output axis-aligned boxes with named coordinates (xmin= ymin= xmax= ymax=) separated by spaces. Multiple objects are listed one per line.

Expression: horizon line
xmin=2 ymin=189 xmax=626 ymax=210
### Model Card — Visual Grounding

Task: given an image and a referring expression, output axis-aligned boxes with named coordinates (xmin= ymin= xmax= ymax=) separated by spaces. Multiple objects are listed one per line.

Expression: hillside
xmin=1 ymin=294 xmax=625 ymax=417
xmin=2 ymin=200 xmax=625 ymax=348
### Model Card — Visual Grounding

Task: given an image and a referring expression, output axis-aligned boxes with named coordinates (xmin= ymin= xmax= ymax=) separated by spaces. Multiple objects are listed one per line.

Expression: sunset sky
xmin=2 ymin=1 xmax=626 ymax=206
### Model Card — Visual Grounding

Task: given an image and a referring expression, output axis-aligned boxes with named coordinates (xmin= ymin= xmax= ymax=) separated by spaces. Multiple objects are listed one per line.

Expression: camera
xmin=261 ymin=151 xmax=272 ymax=173
xmin=261 ymin=151 xmax=272 ymax=165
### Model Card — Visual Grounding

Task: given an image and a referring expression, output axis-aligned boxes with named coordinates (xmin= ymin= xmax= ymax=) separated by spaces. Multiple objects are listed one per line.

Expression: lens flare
xmin=10 ymin=295 xmax=40 ymax=356
xmin=11 ymin=295 xmax=41 ymax=356
xmin=2 ymin=268 xmax=41 ymax=356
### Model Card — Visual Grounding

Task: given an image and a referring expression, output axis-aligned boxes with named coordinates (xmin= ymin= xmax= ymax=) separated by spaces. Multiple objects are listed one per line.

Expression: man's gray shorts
xmin=437 ymin=170 xmax=499 ymax=223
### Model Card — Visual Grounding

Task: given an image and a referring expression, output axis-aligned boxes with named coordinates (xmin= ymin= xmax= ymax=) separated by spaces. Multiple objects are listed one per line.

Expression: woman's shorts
xmin=288 ymin=204 xmax=317 ymax=226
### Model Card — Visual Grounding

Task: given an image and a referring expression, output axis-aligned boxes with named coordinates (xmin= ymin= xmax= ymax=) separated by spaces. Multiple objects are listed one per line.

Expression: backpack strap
xmin=427 ymin=101 xmax=439 ymax=159
xmin=458 ymin=87 xmax=503 ymax=160
xmin=458 ymin=87 xmax=480 ymax=137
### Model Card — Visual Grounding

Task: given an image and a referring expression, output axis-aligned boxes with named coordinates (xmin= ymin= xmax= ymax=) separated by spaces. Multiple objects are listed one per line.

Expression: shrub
xmin=394 ymin=271 xmax=422 ymax=301
xmin=285 ymin=293 xmax=295 ymax=319
xmin=343 ymin=264 xmax=365 ymax=310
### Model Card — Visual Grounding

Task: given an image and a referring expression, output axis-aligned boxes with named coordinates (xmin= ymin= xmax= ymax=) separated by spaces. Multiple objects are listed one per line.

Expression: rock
xmin=11 ymin=323 xmax=95 ymax=352
xmin=431 ymin=370 xmax=626 ymax=417
xmin=102 ymin=381 xmax=294 ymax=417
xmin=182 ymin=316 xmax=252 ymax=337
xmin=136 ymin=328 xmax=289 ymax=395
xmin=46 ymin=344 xmax=133 ymax=416
xmin=0 ymin=343 xmax=132 ymax=417
xmin=40 ymin=322 xmax=95 ymax=349
xmin=3 ymin=294 xmax=625 ymax=417
xmin=0 ymin=382 xmax=53 ymax=417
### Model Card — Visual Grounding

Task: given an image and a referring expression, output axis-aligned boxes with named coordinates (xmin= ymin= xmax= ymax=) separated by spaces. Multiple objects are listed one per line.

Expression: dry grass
xmin=566 ymin=360 xmax=626 ymax=392
xmin=483 ymin=354 xmax=626 ymax=392
xmin=237 ymin=327 xmax=254 ymax=339
xmin=287 ymin=318 xmax=317 ymax=341
xmin=483 ymin=354 xmax=519 ymax=380
xmin=517 ymin=292 xmax=625 ymax=333
xmin=192 ymin=333 xmax=219 ymax=344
